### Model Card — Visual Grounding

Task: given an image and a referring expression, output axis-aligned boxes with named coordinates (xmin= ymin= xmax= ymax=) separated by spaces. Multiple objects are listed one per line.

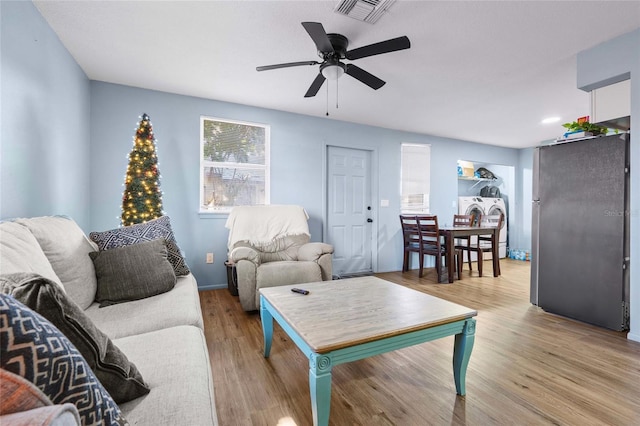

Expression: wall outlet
xmin=206 ymin=253 xmax=214 ymax=264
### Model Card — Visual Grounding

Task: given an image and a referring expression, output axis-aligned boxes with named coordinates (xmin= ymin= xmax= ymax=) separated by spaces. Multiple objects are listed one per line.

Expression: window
xmin=401 ymin=143 xmax=430 ymax=213
xmin=200 ymin=116 xmax=270 ymax=212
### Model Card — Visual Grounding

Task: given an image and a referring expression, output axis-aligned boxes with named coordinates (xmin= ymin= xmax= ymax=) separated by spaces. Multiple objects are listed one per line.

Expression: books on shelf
xmin=556 ymin=130 xmax=595 ymax=142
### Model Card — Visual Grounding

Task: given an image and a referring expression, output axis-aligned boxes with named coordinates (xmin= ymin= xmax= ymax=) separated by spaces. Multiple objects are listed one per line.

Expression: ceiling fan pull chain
xmin=326 ymin=80 xmax=329 ymax=116
xmin=336 ymin=78 xmax=339 ymax=109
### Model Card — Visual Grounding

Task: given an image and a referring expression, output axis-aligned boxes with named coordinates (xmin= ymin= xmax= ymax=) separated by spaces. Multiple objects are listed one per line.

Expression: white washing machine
xmin=458 ymin=197 xmax=507 ymax=261
xmin=481 ymin=197 xmax=507 ymax=259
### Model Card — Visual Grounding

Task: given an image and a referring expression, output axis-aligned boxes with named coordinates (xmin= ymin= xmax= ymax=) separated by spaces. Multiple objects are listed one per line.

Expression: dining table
xmin=439 ymin=225 xmax=501 ymax=283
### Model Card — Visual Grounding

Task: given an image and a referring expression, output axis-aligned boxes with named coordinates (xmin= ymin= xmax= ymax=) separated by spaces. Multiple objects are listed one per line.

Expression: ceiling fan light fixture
xmin=321 ymin=63 xmax=345 ymax=80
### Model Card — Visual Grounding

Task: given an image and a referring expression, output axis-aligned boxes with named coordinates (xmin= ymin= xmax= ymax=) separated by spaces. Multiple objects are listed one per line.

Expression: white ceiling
xmin=34 ymin=0 xmax=640 ymax=149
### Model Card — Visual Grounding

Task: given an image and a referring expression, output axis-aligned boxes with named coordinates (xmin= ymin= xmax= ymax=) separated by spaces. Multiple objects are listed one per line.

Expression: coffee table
xmin=259 ymin=276 xmax=477 ymax=426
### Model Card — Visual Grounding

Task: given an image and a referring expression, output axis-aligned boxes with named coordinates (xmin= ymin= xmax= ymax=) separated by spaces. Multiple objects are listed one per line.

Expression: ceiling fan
xmin=256 ymin=22 xmax=411 ymax=98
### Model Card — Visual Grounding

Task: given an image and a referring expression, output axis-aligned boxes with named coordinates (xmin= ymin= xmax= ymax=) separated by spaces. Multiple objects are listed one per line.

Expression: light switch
xmin=380 ymin=199 xmax=389 ymax=207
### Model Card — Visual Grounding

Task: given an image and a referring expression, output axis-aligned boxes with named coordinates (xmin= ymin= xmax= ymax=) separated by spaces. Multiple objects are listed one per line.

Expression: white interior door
xmin=327 ymin=146 xmax=373 ymax=277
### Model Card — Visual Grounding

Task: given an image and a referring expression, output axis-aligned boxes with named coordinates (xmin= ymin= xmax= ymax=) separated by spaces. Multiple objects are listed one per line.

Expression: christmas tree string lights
xmin=121 ymin=113 xmax=164 ymax=226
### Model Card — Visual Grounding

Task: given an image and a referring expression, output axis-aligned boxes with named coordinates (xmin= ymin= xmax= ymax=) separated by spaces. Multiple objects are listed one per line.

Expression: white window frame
xmin=199 ymin=116 xmax=270 ymax=213
xmin=400 ymin=143 xmax=431 ymax=214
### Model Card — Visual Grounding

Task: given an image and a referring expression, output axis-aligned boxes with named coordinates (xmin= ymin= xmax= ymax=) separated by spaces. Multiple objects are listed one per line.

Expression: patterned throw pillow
xmin=0 ymin=273 xmax=150 ymax=403
xmin=89 ymin=216 xmax=190 ymax=276
xmin=0 ymin=294 xmax=129 ymax=426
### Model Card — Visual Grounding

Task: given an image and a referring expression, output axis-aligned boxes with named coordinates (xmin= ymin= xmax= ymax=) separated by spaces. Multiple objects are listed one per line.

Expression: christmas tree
xmin=121 ymin=113 xmax=164 ymax=226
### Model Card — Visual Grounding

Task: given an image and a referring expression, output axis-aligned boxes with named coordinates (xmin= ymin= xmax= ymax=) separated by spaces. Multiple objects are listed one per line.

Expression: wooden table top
xmin=259 ymin=276 xmax=477 ymax=353
xmin=439 ymin=225 xmax=497 ymax=235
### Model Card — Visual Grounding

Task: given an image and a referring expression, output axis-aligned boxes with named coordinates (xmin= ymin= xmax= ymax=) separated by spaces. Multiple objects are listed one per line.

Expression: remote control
xmin=291 ymin=288 xmax=309 ymax=295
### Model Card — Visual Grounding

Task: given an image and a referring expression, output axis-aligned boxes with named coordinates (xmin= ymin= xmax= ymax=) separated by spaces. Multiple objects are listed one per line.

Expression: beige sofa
xmin=0 ymin=216 xmax=218 ymax=425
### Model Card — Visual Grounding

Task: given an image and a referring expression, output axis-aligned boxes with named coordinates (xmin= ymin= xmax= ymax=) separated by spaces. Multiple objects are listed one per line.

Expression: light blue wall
xmin=89 ymin=82 xmax=520 ymax=288
xmin=0 ymin=1 xmax=91 ymax=229
xmin=2 ymin=0 xmax=522 ymax=291
xmin=577 ymin=28 xmax=640 ymax=342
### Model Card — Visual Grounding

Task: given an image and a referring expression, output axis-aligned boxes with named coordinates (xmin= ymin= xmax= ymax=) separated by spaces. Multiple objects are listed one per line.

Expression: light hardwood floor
xmin=199 ymin=260 xmax=640 ymax=425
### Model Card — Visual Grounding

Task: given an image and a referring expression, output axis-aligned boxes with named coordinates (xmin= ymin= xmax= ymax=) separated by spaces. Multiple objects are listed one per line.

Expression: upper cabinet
xmin=590 ymin=79 xmax=631 ymax=130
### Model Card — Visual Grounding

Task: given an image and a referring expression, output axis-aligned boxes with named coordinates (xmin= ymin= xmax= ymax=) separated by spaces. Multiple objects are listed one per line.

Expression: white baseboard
xmin=627 ymin=331 xmax=640 ymax=343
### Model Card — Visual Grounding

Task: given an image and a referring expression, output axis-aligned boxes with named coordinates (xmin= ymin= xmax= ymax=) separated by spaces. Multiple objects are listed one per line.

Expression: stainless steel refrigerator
xmin=530 ymin=133 xmax=630 ymax=331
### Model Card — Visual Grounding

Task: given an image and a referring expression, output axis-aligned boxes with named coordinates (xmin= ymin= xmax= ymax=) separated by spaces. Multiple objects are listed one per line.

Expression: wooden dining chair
xmin=468 ymin=213 xmax=503 ymax=277
xmin=416 ymin=215 xmax=448 ymax=281
xmin=399 ymin=215 xmax=421 ymax=274
xmin=453 ymin=214 xmax=475 ymax=273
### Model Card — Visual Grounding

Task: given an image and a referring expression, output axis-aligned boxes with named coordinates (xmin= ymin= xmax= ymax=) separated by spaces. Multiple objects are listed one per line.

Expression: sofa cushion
xmin=0 ymin=294 xmax=128 ymax=425
xmin=90 ymin=239 xmax=176 ymax=307
xmin=15 ymin=216 xmax=98 ymax=310
xmin=0 ymin=273 xmax=150 ymax=403
xmin=84 ymin=274 xmax=203 ymax=339
xmin=114 ymin=325 xmax=217 ymax=426
xmin=0 ymin=221 xmax=63 ymax=289
xmin=89 ymin=216 xmax=190 ymax=276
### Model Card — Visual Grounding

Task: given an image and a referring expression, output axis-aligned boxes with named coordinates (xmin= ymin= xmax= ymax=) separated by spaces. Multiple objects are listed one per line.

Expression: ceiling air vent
xmin=334 ymin=0 xmax=396 ymax=24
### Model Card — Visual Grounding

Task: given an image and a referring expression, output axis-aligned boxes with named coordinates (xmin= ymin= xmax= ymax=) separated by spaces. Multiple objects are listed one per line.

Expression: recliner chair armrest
xmin=230 ymin=246 xmax=261 ymax=265
xmin=298 ymin=242 xmax=334 ymax=262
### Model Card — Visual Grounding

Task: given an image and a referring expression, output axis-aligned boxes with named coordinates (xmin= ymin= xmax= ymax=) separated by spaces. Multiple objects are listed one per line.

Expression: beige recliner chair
xmin=225 ymin=205 xmax=334 ymax=311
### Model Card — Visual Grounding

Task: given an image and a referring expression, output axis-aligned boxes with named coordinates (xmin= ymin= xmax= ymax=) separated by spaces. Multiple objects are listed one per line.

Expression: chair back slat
xmin=477 ymin=213 xmax=503 ymax=246
xmin=400 ymin=215 xmax=420 ymax=247
xmin=453 ymin=214 xmax=474 ymax=227
xmin=478 ymin=213 xmax=503 ymax=229
xmin=416 ymin=215 xmax=441 ymax=250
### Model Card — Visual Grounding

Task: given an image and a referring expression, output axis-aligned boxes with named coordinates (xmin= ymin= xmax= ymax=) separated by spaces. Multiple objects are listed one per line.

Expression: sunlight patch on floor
xmin=276 ymin=417 xmax=298 ymax=426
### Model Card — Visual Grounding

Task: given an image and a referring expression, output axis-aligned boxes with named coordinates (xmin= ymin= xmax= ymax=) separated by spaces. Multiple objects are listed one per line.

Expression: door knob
xmin=367 ymin=218 xmax=373 ymax=223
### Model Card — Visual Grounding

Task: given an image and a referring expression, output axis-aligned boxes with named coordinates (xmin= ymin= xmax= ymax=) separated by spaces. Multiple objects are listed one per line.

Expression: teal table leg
xmin=453 ymin=318 xmax=476 ymax=395
xmin=260 ymin=296 xmax=273 ymax=358
xmin=309 ymin=353 xmax=332 ymax=426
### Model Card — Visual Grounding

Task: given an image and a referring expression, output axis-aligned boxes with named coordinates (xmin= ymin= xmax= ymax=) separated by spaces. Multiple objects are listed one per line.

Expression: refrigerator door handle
xmin=530 ymin=199 xmax=540 ymax=305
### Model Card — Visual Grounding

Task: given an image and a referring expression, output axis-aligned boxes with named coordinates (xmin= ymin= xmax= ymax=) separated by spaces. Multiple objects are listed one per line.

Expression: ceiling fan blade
xmin=345 ymin=36 xmax=411 ymax=60
xmin=302 ymin=22 xmax=334 ymax=53
xmin=256 ymin=61 xmax=319 ymax=72
xmin=345 ymin=64 xmax=385 ymax=90
xmin=304 ymin=73 xmax=326 ymax=98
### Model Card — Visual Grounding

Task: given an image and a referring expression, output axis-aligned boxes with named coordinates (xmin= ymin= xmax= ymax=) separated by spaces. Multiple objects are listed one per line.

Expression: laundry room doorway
xmin=457 ymin=161 xmax=515 ymax=259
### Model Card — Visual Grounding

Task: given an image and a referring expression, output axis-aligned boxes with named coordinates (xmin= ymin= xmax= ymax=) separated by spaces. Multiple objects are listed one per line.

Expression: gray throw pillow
xmin=0 ymin=273 xmax=150 ymax=404
xmin=90 ymin=238 xmax=177 ymax=307
xmin=89 ymin=216 xmax=190 ymax=276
